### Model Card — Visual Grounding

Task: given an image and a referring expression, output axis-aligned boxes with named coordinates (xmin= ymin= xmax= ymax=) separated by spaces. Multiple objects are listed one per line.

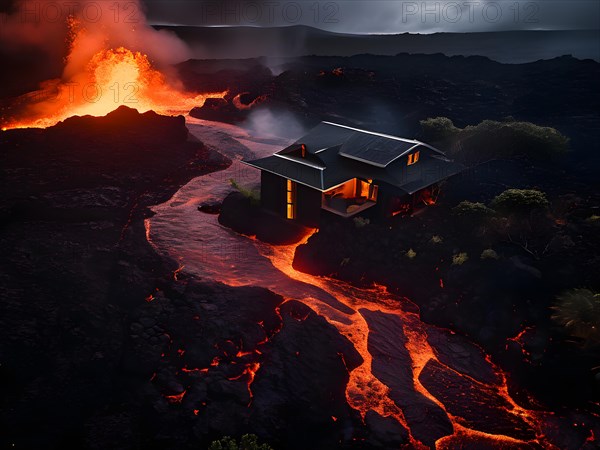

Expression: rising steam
xmin=1 ymin=0 xmax=190 ymax=67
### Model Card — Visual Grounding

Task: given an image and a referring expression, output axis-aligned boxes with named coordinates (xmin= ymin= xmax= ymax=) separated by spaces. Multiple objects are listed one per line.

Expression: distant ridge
xmin=155 ymin=25 xmax=600 ymax=63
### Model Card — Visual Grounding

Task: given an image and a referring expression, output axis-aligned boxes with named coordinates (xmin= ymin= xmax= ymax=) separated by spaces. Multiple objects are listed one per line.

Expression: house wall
xmin=261 ymin=171 xmax=286 ymax=216
xmin=260 ymin=171 xmax=321 ymax=227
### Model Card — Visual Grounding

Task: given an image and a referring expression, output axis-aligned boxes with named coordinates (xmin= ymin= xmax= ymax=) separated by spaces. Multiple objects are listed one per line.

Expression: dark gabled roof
xmin=339 ymin=132 xmax=417 ymax=167
xmin=243 ymin=153 xmax=324 ymax=188
xmin=242 ymin=121 xmax=464 ymax=192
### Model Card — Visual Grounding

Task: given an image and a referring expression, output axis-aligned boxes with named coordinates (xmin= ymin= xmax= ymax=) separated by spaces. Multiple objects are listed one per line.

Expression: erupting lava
xmin=3 ymin=46 xmax=225 ymax=129
xmin=2 ymin=10 xmax=227 ymax=131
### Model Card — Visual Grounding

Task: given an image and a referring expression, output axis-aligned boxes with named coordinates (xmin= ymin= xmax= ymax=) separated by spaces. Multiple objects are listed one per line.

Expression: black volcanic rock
xmin=0 ymin=108 xmax=230 ymax=448
xmin=360 ymin=309 xmax=453 ymax=446
xmin=249 ymin=300 xmax=363 ymax=450
xmin=419 ymin=359 xmax=536 ymax=440
xmin=0 ymin=107 xmax=388 ymax=450
xmin=364 ymin=411 xmax=409 ymax=448
xmin=197 ymin=200 xmax=222 ymax=214
xmin=179 ymin=53 xmax=600 ymax=172
xmin=190 ymin=97 xmax=248 ymax=123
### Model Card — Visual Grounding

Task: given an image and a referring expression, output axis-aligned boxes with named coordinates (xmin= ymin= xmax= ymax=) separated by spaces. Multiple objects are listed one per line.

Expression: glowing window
xmin=286 ymin=179 xmax=296 ymax=219
xmin=407 ymin=151 xmax=420 ymax=166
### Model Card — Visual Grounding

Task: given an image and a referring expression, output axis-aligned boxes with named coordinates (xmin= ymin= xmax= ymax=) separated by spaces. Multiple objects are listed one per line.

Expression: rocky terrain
xmin=185 ymin=55 xmax=597 ymax=144
xmin=2 ymin=50 xmax=599 ymax=448
xmin=0 ymin=107 xmax=362 ymax=449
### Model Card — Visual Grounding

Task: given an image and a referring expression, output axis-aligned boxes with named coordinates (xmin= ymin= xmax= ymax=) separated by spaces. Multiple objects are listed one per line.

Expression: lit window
xmin=286 ymin=179 xmax=296 ymax=219
xmin=407 ymin=151 xmax=420 ymax=166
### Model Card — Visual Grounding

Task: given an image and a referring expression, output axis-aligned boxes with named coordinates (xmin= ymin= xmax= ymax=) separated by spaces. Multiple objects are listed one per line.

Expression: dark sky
xmin=143 ymin=0 xmax=600 ymax=33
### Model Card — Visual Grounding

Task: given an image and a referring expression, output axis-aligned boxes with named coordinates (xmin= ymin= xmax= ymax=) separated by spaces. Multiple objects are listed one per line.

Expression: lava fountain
xmin=2 ymin=45 xmax=226 ymax=129
xmin=1 ymin=6 xmax=225 ymax=130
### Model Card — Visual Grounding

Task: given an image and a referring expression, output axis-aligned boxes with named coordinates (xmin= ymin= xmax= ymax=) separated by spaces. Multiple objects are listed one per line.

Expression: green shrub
xmin=229 ymin=178 xmax=260 ymax=205
xmin=453 ymin=201 xmax=495 ymax=219
xmin=419 ymin=117 xmax=569 ymax=163
xmin=209 ymin=434 xmax=274 ymax=450
xmin=406 ymin=248 xmax=417 ymax=259
xmin=419 ymin=117 xmax=460 ymax=142
xmin=480 ymin=248 xmax=499 ymax=260
xmin=490 ymin=189 xmax=549 ymax=216
xmin=452 ymin=252 xmax=469 ymax=265
xmin=552 ymin=289 xmax=600 ymax=347
xmin=353 ymin=216 xmax=370 ymax=228
xmin=463 ymin=120 xmax=569 ymax=160
xmin=429 ymin=235 xmax=443 ymax=244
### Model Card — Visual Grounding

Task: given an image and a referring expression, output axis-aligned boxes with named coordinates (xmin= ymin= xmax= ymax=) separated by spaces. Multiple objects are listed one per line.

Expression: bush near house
xmin=209 ymin=434 xmax=274 ymax=450
xmin=480 ymin=248 xmax=499 ymax=260
xmin=552 ymin=289 xmax=600 ymax=347
xmin=452 ymin=252 xmax=469 ymax=265
xmin=452 ymin=201 xmax=495 ymax=219
xmin=229 ymin=178 xmax=260 ymax=205
xmin=419 ymin=117 xmax=569 ymax=163
xmin=418 ymin=117 xmax=460 ymax=142
xmin=490 ymin=189 xmax=549 ymax=216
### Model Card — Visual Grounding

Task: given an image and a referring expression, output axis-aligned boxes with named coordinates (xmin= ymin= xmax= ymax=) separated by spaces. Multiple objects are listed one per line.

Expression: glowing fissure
xmin=247 ymin=231 xmax=552 ymax=447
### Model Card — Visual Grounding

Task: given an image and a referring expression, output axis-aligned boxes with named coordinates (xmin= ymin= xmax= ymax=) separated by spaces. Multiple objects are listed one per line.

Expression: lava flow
xmin=252 ymin=232 xmax=555 ymax=448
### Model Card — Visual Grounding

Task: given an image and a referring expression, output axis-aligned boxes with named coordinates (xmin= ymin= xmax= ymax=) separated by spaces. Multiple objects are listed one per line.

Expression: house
xmin=242 ymin=121 xmax=464 ymax=227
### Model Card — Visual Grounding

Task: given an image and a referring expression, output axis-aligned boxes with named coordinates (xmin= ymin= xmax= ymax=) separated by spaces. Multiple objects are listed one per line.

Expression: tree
xmin=209 ymin=434 xmax=274 ymax=450
xmin=552 ymin=289 xmax=600 ymax=347
xmin=490 ymin=189 xmax=549 ymax=216
xmin=419 ymin=117 xmax=460 ymax=142
xmin=419 ymin=117 xmax=569 ymax=164
xmin=452 ymin=201 xmax=495 ymax=219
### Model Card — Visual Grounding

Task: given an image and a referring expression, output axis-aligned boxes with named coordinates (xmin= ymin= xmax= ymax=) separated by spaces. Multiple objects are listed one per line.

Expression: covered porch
xmin=321 ymin=178 xmax=378 ymax=218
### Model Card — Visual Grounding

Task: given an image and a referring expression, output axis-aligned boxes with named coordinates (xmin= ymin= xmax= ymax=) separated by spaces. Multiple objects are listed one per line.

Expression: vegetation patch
xmin=552 ymin=289 xmax=600 ymax=348
xmin=420 ymin=117 xmax=569 ymax=163
xmin=229 ymin=178 xmax=260 ymax=205
xmin=452 ymin=252 xmax=469 ymax=265
xmin=490 ymin=189 xmax=549 ymax=216
xmin=209 ymin=434 xmax=274 ymax=450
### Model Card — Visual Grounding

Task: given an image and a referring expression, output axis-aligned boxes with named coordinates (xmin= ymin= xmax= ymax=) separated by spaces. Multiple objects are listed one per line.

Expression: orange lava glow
xmin=173 ymin=261 xmax=185 ymax=281
xmin=229 ymin=362 xmax=261 ymax=404
xmin=252 ymin=229 xmax=556 ymax=448
xmin=507 ymin=326 xmax=534 ymax=359
xmin=3 ymin=43 xmax=226 ymax=129
xmin=164 ymin=390 xmax=187 ymax=404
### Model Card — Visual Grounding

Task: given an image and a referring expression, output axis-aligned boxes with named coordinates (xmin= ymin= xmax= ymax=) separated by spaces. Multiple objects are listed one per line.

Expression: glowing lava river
xmin=146 ymin=118 xmax=564 ymax=449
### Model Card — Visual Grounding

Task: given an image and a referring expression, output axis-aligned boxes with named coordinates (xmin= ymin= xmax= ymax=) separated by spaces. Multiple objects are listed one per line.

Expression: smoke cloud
xmin=0 ymin=0 xmax=191 ymax=77
xmin=243 ymin=107 xmax=306 ymax=140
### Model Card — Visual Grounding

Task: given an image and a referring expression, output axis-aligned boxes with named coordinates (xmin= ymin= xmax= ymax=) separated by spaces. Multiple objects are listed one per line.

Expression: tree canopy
xmin=419 ymin=117 xmax=569 ymax=163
